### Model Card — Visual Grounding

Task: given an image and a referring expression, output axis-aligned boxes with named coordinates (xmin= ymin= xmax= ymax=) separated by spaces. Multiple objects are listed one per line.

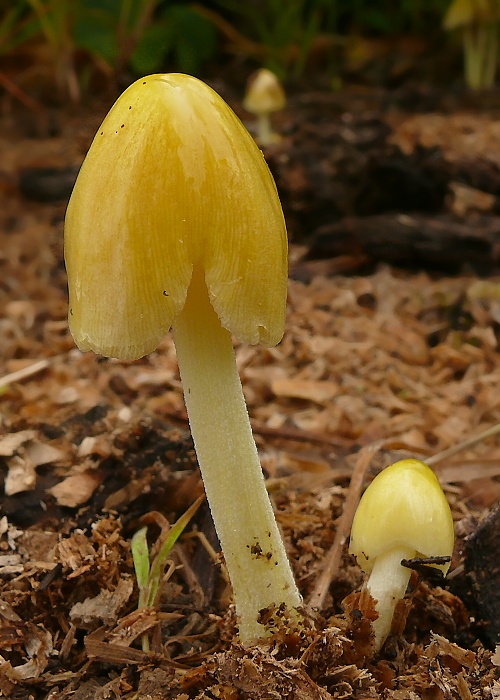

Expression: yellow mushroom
xmin=64 ymin=73 xmax=301 ymax=645
xmin=243 ymin=68 xmax=286 ymax=147
xmin=349 ymin=459 xmax=454 ymax=652
xmin=443 ymin=0 xmax=499 ymax=89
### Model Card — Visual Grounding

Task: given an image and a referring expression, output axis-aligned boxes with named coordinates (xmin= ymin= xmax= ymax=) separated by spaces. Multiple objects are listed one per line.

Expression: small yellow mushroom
xmin=64 ymin=73 xmax=301 ymax=645
xmin=243 ymin=68 xmax=286 ymax=147
xmin=349 ymin=458 xmax=454 ymax=652
xmin=443 ymin=0 xmax=499 ymax=89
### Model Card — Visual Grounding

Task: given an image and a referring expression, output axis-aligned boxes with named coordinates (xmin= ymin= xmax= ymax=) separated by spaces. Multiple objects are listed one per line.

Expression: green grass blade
xmin=146 ymin=495 xmax=204 ymax=608
xmin=131 ymin=526 xmax=150 ymax=610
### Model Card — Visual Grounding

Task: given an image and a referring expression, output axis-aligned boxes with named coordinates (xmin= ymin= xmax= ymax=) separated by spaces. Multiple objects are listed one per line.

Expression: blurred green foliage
xmin=0 ymin=0 xmax=217 ymax=100
xmin=0 ymin=1 xmax=39 ymax=54
xmin=345 ymin=0 xmax=450 ymax=34
xmin=0 ymin=0 xmax=498 ymax=99
xmin=206 ymin=0 xmax=338 ymax=79
xmin=71 ymin=0 xmax=216 ymax=76
xmin=206 ymin=0 xmax=453 ymax=78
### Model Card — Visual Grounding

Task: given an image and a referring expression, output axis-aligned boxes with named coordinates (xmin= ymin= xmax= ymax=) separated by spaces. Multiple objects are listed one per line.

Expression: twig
xmin=307 ymin=440 xmax=386 ymax=610
xmin=184 ymin=530 xmax=230 ymax=585
xmin=0 ymin=359 xmax=50 ymax=388
xmin=193 ymin=4 xmax=265 ymax=59
xmin=252 ymin=421 xmax=353 ymax=448
xmin=162 ymin=408 xmax=353 ymax=449
xmin=0 ymin=71 xmax=46 ymax=115
xmin=427 ymin=422 xmax=500 ymax=467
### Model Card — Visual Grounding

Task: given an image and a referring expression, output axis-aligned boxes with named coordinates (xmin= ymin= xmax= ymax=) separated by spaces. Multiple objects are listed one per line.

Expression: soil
xmin=1 ymin=78 xmax=500 ymax=699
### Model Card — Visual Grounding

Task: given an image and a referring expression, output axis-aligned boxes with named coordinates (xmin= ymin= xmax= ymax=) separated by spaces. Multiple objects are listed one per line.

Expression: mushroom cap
xmin=65 ymin=74 xmax=288 ymax=360
xmin=444 ymin=0 xmax=497 ymax=30
xmin=243 ymin=69 xmax=286 ymax=115
xmin=349 ymin=459 xmax=454 ymax=574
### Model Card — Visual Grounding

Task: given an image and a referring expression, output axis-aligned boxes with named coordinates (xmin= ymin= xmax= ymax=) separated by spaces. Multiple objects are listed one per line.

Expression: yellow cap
xmin=444 ymin=0 xmax=496 ymax=30
xmin=349 ymin=459 xmax=454 ymax=574
xmin=65 ymin=73 xmax=287 ymax=360
xmin=243 ymin=69 xmax=286 ymax=115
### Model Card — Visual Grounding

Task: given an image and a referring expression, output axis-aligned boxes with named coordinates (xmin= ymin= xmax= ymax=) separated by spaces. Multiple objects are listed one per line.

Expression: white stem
xmin=365 ymin=546 xmax=415 ymax=651
xmin=256 ymin=112 xmax=274 ymax=147
xmin=172 ymin=267 xmax=302 ymax=644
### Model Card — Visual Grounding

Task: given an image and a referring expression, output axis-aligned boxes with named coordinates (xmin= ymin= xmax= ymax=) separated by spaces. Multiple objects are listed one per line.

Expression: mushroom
xmin=243 ymin=68 xmax=286 ymax=147
xmin=64 ymin=73 xmax=301 ymax=645
xmin=349 ymin=458 xmax=454 ymax=652
xmin=443 ymin=0 xmax=499 ymax=89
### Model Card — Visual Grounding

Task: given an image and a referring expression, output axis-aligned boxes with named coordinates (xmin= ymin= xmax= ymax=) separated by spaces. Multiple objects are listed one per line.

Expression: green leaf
xmin=146 ymin=495 xmax=203 ymax=608
xmin=131 ymin=526 xmax=150 ymax=609
xmin=129 ymin=20 xmax=173 ymax=74
xmin=131 ymin=4 xmax=216 ymax=75
xmin=73 ymin=7 xmax=119 ymax=66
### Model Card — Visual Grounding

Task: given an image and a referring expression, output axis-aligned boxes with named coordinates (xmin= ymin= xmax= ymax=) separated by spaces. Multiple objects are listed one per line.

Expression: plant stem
xmin=365 ymin=545 xmax=414 ymax=651
xmin=173 ymin=266 xmax=301 ymax=644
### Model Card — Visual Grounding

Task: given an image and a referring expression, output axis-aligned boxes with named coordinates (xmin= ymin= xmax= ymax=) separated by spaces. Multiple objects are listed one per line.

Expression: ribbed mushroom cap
xmin=243 ymin=69 xmax=286 ymax=115
xmin=65 ymin=73 xmax=287 ymax=360
xmin=349 ymin=459 xmax=454 ymax=574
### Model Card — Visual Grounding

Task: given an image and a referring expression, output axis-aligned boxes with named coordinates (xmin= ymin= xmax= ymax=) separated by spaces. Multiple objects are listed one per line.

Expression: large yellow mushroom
xmin=64 ymin=73 xmax=301 ymax=645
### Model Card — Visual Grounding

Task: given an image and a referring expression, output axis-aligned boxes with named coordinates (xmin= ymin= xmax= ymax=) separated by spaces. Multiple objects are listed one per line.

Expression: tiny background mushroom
xmin=243 ymin=68 xmax=286 ymax=147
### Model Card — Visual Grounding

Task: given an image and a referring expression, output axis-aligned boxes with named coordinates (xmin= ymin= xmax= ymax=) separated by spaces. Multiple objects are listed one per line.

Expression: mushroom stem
xmin=173 ymin=266 xmax=302 ymax=644
xmin=464 ymin=24 xmax=482 ymax=89
xmin=483 ymin=23 xmax=498 ymax=87
xmin=256 ymin=112 xmax=274 ymax=147
xmin=464 ymin=22 xmax=498 ymax=89
xmin=365 ymin=545 xmax=414 ymax=651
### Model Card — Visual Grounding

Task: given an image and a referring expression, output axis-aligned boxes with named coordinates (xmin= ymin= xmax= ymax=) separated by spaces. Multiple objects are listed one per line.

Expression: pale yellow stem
xmin=172 ymin=266 xmax=301 ymax=644
xmin=256 ymin=112 xmax=275 ymax=146
xmin=365 ymin=546 xmax=414 ymax=651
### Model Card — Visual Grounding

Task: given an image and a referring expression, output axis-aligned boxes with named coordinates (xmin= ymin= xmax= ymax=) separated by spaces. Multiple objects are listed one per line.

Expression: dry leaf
xmin=4 ymin=456 xmax=37 ymax=496
xmin=23 ymin=441 xmax=64 ymax=467
xmin=70 ymin=577 xmax=134 ymax=628
xmin=0 ymin=617 xmax=53 ymax=681
xmin=0 ymin=430 xmax=36 ymax=457
xmin=448 ymin=182 xmax=495 ymax=216
xmin=271 ymin=378 xmax=339 ymax=404
xmin=77 ymin=435 xmax=112 ymax=458
xmin=48 ymin=471 xmax=102 ymax=507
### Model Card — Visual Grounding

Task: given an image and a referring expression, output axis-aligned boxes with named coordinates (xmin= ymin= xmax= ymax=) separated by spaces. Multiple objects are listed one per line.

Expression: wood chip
xmin=23 ymin=440 xmax=64 ymax=467
xmin=48 ymin=471 xmax=103 ymax=507
xmin=4 ymin=456 xmax=37 ymax=496
xmin=0 ymin=431 xmax=36 ymax=457
xmin=70 ymin=577 xmax=134 ymax=628
xmin=271 ymin=378 xmax=339 ymax=403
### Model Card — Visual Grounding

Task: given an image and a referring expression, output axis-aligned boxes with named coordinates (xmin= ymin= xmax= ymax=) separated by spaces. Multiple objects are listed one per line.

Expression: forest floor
xmin=1 ymin=79 xmax=500 ymax=699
